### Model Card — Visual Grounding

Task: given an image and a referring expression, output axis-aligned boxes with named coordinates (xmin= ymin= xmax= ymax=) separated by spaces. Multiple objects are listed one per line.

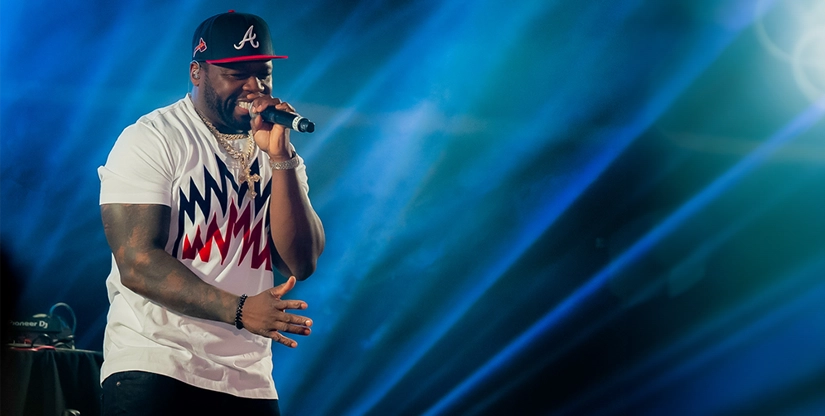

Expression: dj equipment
xmin=6 ymin=302 xmax=76 ymax=348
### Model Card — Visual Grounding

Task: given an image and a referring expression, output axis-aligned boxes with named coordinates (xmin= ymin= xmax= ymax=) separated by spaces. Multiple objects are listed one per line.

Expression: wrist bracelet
xmin=234 ymin=294 xmax=248 ymax=330
xmin=269 ymin=154 xmax=300 ymax=170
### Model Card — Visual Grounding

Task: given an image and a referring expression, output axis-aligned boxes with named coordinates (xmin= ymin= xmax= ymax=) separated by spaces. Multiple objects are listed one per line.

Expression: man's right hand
xmin=241 ymin=276 xmax=313 ymax=348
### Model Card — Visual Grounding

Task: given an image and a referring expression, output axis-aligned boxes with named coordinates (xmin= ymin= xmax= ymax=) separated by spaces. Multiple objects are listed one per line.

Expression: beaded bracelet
xmin=234 ymin=294 xmax=248 ymax=330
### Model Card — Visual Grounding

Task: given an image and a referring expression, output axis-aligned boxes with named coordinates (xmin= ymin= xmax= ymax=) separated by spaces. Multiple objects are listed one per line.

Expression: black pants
xmin=102 ymin=371 xmax=280 ymax=416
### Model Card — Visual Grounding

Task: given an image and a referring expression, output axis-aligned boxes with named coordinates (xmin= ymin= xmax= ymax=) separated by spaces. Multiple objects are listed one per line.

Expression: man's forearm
xmin=119 ymin=248 xmax=239 ymax=324
xmin=268 ymin=170 xmax=325 ymax=280
xmin=102 ymin=203 xmax=239 ymax=324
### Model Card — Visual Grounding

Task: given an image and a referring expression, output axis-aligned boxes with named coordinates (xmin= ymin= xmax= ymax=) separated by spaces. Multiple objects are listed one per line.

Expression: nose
xmin=244 ymin=76 xmax=264 ymax=93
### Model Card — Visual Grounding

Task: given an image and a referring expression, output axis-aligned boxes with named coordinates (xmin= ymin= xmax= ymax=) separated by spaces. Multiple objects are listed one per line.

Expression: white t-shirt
xmin=98 ymin=95 xmax=309 ymax=399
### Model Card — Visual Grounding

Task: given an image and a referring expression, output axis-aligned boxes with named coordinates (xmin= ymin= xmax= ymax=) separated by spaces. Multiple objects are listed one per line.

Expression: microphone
xmin=255 ymin=107 xmax=315 ymax=133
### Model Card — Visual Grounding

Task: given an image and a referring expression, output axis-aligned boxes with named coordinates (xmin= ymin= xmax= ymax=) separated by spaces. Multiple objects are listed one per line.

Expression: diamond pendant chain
xmin=196 ymin=110 xmax=260 ymax=198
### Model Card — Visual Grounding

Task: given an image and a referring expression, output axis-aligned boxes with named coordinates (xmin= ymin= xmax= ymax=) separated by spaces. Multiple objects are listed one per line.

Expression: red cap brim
xmin=205 ymin=55 xmax=288 ymax=64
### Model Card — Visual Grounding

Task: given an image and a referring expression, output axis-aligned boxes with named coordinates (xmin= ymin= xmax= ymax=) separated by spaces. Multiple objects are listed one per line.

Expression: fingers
xmin=270 ymin=278 xmax=309 ymax=312
xmin=278 ymin=310 xmax=313 ymax=329
xmin=278 ymin=299 xmax=309 ymax=311
xmin=270 ymin=276 xmax=296 ymax=298
xmin=247 ymin=96 xmax=294 ymax=159
xmin=271 ymin=332 xmax=299 ymax=348
xmin=268 ymin=311 xmax=312 ymax=349
xmin=277 ymin=322 xmax=311 ymax=335
xmin=249 ymin=276 xmax=314 ymax=348
xmin=249 ymin=96 xmax=275 ymax=117
xmin=249 ymin=96 xmax=296 ymax=116
xmin=272 ymin=302 xmax=312 ymax=334
xmin=275 ymin=101 xmax=295 ymax=113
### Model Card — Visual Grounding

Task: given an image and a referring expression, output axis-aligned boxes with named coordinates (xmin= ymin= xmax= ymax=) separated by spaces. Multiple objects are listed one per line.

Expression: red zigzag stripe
xmin=181 ymin=202 xmax=271 ymax=270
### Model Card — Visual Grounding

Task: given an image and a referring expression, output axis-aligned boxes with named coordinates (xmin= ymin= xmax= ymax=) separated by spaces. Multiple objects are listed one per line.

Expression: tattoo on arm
xmin=101 ymin=204 xmax=236 ymax=324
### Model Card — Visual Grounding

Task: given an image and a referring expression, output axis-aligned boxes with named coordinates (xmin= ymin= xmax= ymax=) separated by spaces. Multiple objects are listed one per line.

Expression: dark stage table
xmin=2 ymin=347 xmax=104 ymax=416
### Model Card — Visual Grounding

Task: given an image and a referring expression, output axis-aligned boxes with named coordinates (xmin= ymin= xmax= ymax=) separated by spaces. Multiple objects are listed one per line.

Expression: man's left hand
xmin=248 ymin=95 xmax=295 ymax=162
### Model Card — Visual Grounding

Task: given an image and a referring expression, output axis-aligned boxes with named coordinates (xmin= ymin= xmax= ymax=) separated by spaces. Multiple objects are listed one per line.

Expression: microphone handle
xmin=259 ymin=108 xmax=315 ymax=133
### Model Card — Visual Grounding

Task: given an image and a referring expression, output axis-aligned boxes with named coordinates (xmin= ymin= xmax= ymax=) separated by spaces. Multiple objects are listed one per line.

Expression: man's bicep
xmin=101 ymin=204 xmax=171 ymax=255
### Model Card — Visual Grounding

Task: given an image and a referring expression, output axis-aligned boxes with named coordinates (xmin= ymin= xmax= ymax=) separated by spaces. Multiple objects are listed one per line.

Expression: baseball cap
xmin=192 ymin=10 xmax=287 ymax=64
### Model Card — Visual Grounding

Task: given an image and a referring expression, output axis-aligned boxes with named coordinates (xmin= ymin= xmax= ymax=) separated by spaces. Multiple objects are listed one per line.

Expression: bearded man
xmin=98 ymin=11 xmax=324 ymax=415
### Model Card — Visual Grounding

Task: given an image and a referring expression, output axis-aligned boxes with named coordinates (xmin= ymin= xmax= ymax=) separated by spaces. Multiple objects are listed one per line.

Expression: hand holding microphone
xmin=257 ymin=107 xmax=315 ymax=133
xmin=246 ymin=96 xmax=312 ymax=163
xmin=246 ymin=98 xmax=315 ymax=133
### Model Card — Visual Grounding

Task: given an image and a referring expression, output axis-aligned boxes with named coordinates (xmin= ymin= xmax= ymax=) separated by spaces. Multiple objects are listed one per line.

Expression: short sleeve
xmin=99 ymin=121 xmax=176 ymax=206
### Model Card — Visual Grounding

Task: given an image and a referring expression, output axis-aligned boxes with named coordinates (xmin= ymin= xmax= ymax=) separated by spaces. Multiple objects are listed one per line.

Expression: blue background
xmin=2 ymin=0 xmax=824 ymax=415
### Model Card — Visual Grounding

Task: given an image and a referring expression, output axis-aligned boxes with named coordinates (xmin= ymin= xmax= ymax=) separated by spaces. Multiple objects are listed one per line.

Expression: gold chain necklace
xmin=196 ymin=109 xmax=260 ymax=198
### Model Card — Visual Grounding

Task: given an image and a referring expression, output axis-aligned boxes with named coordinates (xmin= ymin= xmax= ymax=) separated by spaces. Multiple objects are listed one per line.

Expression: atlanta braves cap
xmin=192 ymin=10 xmax=287 ymax=64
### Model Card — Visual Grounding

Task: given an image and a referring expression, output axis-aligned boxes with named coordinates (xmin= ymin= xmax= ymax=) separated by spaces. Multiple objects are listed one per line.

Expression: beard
xmin=202 ymin=76 xmax=251 ymax=133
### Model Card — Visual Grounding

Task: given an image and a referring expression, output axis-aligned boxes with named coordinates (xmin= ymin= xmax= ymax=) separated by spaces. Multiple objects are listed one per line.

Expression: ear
xmin=190 ymin=61 xmax=201 ymax=85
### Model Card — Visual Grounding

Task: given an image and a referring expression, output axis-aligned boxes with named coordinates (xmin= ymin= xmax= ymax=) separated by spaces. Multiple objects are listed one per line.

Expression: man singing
xmin=98 ymin=10 xmax=324 ymax=415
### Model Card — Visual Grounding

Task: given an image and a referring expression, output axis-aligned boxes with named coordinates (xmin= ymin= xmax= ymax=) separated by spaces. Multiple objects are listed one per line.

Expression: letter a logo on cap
xmin=234 ymin=26 xmax=259 ymax=50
